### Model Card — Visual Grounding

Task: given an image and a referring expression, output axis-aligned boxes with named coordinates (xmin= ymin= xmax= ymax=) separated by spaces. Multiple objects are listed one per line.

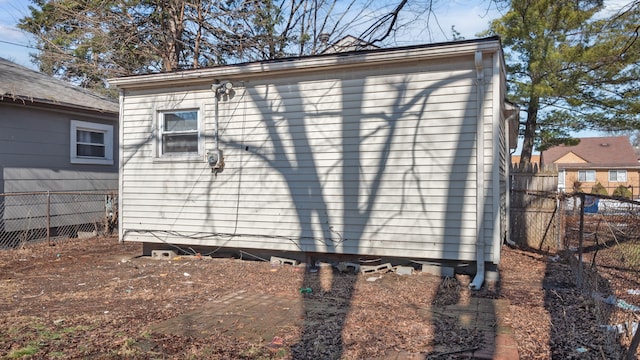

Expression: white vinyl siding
xmin=117 ymin=43 xmax=505 ymax=263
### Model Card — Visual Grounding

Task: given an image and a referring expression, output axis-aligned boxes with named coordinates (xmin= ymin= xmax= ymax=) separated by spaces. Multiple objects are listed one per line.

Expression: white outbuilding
xmin=109 ymin=36 xmax=518 ymax=288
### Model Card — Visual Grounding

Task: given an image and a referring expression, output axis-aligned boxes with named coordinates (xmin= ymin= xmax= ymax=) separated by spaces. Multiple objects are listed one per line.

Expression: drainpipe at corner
xmin=118 ymin=89 xmax=125 ymax=243
xmin=470 ymin=50 xmax=485 ymax=291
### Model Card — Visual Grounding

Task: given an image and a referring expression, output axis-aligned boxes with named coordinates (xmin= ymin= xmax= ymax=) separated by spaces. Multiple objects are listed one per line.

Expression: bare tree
xmin=19 ymin=0 xmax=442 ymax=95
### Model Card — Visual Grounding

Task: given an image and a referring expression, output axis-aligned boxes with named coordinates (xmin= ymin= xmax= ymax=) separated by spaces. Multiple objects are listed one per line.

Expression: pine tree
xmin=488 ymin=0 xmax=640 ymax=163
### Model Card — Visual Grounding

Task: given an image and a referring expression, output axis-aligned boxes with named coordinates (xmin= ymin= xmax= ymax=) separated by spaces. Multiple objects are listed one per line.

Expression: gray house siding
xmin=113 ymin=38 xmax=515 ymax=264
xmin=1 ymin=104 xmax=118 ymax=231
xmin=1 ymin=105 xmax=118 ymax=192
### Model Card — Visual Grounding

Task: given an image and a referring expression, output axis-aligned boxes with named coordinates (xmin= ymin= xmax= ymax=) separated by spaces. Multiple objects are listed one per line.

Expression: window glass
xmin=164 ymin=112 xmax=197 ymax=131
xmin=609 ymin=170 xmax=627 ymax=182
xmin=77 ymin=130 xmax=105 ymax=144
xmin=76 ymin=130 xmax=106 ymax=157
xmin=77 ymin=143 xmax=106 ymax=157
xmin=161 ymin=111 xmax=199 ymax=155
xmin=578 ymin=170 xmax=595 ymax=182
xmin=70 ymin=120 xmax=113 ymax=165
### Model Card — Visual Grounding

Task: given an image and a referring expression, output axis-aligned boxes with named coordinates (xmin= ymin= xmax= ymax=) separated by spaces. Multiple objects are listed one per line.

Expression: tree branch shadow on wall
xmin=234 ymin=70 xmax=490 ymax=358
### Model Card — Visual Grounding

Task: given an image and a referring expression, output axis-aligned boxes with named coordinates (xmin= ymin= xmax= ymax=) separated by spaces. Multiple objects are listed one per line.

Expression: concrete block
xmin=360 ymin=263 xmax=392 ymax=275
xmin=151 ymin=250 xmax=178 ymax=260
xmin=485 ymin=269 xmax=500 ymax=283
xmin=78 ymin=231 xmax=97 ymax=239
xmin=421 ymin=264 xmax=454 ymax=278
xmin=395 ymin=266 xmax=414 ymax=275
xmin=336 ymin=262 xmax=360 ymax=272
xmin=270 ymin=256 xmax=298 ymax=266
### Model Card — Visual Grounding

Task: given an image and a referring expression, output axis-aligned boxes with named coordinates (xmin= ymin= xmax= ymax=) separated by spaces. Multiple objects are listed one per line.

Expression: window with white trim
xmin=609 ymin=170 xmax=627 ymax=182
xmin=70 ymin=120 xmax=114 ymax=165
xmin=159 ymin=110 xmax=200 ymax=156
xmin=578 ymin=170 xmax=596 ymax=182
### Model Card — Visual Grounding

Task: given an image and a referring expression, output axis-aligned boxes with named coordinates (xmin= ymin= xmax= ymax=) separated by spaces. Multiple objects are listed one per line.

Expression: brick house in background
xmin=540 ymin=136 xmax=640 ymax=197
xmin=511 ymin=154 xmax=540 ymax=167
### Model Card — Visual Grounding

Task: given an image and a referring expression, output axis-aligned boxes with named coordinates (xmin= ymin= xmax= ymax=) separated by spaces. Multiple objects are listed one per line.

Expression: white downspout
xmin=118 ymin=89 xmax=125 ymax=243
xmin=470 ymin=50 xmax=485 ymax=290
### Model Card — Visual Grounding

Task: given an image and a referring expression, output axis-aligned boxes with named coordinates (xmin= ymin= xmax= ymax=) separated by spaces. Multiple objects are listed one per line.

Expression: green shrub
xmin=591 ymin=182 xmax=608 ymax=196
xmin=612 ymin=185 xmax=632 ymax=199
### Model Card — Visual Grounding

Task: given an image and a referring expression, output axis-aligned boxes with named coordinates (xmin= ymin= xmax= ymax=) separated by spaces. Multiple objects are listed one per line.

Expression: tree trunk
xmin=520 ymin=96 xmax=540 ymax=165
xmin=160 ymin=1 xmax=185 ymax=72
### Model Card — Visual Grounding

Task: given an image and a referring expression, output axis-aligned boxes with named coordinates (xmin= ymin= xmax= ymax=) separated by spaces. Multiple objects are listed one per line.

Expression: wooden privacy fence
xmin=510 ymin=164 xmax=560 ymax=251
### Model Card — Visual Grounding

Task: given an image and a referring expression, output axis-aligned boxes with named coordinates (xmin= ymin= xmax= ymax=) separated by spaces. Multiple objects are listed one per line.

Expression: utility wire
xmin=0 ymin=39 xmax=37 ymax=49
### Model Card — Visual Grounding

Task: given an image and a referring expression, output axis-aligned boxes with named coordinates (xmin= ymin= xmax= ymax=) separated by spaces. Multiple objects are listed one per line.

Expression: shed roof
xmin=320 ymin=35 xmax=380 ymax=54
xmin=0 ymin=57 xmax=118 ymax=114
xmin=109 ymin=36 xmax=504 ymax=90
xmin=541 ymin=136 xmax=640 ymax=168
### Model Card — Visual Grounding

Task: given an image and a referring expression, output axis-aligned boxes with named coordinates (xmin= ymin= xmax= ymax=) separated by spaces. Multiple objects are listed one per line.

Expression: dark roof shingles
xmin=0 ymin=57 xmax=117 ymax=113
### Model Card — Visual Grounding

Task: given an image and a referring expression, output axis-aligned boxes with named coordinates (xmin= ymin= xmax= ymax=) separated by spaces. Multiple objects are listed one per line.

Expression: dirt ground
xmin=0 ymin=236 xmax=636 ymax=359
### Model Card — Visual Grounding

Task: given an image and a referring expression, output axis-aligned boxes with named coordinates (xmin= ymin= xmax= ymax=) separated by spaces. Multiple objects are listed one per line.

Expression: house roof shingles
xmin=541 ymin=136 xmax=640 ymax=169
xmin=0 ymin=57 xmax=118 ymax=114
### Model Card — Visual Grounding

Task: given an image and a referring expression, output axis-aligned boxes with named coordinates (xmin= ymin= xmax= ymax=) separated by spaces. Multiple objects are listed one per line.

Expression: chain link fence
xmin=511 ymin=165 xmax=640 ymax=358
xmin=562 ymin=192 xmax=640 ymax=358
xmin=0 ymin=191 xmax=117 ymax=249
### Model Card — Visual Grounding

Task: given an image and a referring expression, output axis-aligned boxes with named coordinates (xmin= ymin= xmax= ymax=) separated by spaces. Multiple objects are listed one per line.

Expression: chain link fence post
xmin=46 ymin=191 xmax=51 ymax=246
xmin=577 ymin=192 xmax=585 ymax=288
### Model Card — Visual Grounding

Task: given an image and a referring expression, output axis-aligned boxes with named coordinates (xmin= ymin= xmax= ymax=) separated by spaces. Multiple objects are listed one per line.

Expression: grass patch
xmin=48 ymin=351 xmax=67 ymax=358
xmin=114 ymin=337 xmax=141 ymax=357
xmin=3 ymin=320 xmax=92 ymax=358
xmin=7 ymin=343 xmax=40 ymax=358
xmin=61 ymin=324 xmax=92 ymax=334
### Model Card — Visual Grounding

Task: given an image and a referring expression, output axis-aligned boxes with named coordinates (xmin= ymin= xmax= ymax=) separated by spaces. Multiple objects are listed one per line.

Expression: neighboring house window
xmin=70 ymin=120 xmax=114 ymax=165
xmin=159 ymin=110 xmax=200 ymax=156
xmin=578 ymin=170 xmax=596 ymax=182
xmin=609 ymin=170 xmax=627 ymax=182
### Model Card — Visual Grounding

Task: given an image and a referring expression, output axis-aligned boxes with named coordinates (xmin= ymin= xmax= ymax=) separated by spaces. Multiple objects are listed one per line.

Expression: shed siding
xmin=120 ymin=51 xmax=503 ymax=262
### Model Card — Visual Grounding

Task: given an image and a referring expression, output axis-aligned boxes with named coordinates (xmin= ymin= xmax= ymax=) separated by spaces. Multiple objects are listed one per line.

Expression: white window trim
xmin=70 ymin=120 xmax=114 ymax=165
xmin=609 ymin=170 xmax=627 ymax=182
xmin=154 ymin=107 xmax=204 ymax=161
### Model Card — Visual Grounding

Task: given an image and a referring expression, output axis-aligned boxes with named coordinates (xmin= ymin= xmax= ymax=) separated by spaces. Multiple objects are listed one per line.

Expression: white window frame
xmin=609 ymin=170 xmax=627 ymax=182
xmin=578 ymin=170 xmax=596 ymax=182
xmin=155 ymin=108 xmax=203 ymax=161
xmin=70 ymin=120 xmax=114 ymax=165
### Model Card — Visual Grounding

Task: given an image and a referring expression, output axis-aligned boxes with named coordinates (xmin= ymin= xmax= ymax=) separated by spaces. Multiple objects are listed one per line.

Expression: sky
xmin=0 ymin=0 xmax=629 ymax=149
xmin=1 ymin=0 xmax=629 ymax=69
xmin=0 ymin=0 xmax=508 ymax=70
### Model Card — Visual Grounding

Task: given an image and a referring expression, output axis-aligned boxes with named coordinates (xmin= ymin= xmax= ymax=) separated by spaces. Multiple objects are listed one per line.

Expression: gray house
xmin=0 ymin=58 xmax=118 ymax=235
xmin=110 ymin=37 xmax=518 ymax=288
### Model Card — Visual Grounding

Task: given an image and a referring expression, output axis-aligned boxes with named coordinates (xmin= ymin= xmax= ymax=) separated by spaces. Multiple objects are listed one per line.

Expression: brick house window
xmin=578 ymin=170 xmax=596 ymax=182
xmin=609 ymin=170 xmax=627 ymax=182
